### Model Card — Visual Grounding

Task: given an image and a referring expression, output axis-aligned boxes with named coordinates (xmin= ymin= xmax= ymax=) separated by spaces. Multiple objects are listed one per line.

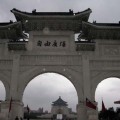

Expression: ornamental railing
xmin=75 ymin=41 xmax=95 ymax=51
xmin=8 ymin=41 xmax=28 ymax=50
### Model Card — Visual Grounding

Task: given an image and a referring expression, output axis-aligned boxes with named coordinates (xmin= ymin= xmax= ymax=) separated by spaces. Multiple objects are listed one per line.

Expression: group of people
xmin=15 ymin=116 xmax=23 ymax=120
xmin=15 ymin=116 xmax=30 ymax=120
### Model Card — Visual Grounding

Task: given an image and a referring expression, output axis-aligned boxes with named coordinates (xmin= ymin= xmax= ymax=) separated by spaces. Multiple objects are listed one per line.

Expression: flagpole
xmin=27 ymin=105 xmax=30 ymax=120
xmin=8 ymin=97 xmax=12 ymax=120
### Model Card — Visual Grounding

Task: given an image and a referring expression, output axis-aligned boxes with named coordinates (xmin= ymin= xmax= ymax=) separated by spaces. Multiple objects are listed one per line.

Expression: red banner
xmin=86 ymin=98 xmax=96 ymax=110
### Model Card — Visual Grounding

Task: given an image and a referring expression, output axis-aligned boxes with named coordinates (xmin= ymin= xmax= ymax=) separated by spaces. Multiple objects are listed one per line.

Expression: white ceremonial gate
xmin=0 ymin=8 xmax=120 ymax=120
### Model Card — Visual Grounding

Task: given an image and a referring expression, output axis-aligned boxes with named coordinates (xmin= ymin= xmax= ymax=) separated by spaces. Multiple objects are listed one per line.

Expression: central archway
xmin=19 ymin=66 xmax=83 ymax=103
xmin=22 ymin=72 xmax=79 ymax=119
xmin=23 ymin=73 xmax=78 ymax=112
xmin=18 ymin=66 xmax=84 ymax=120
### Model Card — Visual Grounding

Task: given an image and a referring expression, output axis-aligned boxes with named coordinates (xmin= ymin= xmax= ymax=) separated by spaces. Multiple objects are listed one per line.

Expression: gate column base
xmin=77 ymin=103 xmax=87 ymax=120
xmin=87 ymin=108 xmax=98 ymax=120
xmin=0 ymin=101 xmax=24 ymax=120
xmin=86 ymin=102 xmax=98 ymax=120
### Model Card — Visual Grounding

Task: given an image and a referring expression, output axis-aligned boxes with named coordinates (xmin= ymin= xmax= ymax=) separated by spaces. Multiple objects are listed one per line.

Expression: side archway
xmin=0 ymin=73 xmax=10 ymax=101
xmin=94 ymin=77 xmax=120 ymax=110
xmin=91 ymin=71 xmax=120 ymax=101
xmin=0 ymin=81 xmax=6 ymax=101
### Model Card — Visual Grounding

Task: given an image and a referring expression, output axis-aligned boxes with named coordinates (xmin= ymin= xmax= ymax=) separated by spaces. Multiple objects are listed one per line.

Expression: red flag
xmin=27 ymin=105 xmax=30 ymax=113
xmin=86 ymin=98 xmax=96 ymax=110
xmin=102 ymin=100 xmax=106 ymax=111
xmin=114 ymin=100 xmax=120 ymax=104
xmin=9 ymin=97 xmax=12 ymax=113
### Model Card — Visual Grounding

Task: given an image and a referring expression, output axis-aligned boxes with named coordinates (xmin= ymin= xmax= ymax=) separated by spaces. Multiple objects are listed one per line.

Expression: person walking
xmin=20 ymin=117 xmax=23 ymax=120
xmin=15 ymin=116 xmax=19 ymax=120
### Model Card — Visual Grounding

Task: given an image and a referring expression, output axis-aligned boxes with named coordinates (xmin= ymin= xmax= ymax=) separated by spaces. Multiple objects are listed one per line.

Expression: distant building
xmin=51 ymin=96 xmax=69 ymax=115
xmin=38 ymin=107 xmax=43 ymax=113
xmin=39 ymin=96 xmax=77 ymax=120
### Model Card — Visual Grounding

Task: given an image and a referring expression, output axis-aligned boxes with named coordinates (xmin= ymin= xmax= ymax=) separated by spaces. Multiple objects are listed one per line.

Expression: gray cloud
xmin=0 ymin=0 xmax=120 ymax=23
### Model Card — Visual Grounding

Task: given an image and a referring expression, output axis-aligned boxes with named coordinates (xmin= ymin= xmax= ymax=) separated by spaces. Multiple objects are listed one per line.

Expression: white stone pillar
xmin=86 ymin=102 xmax=98 ymax=120
xmin=82 ymin=55 xmax=92 ymax=100
xmin=0 ymin=101 xmax=23 ymax=120
xmin=8 ymin=54 xmax=24 ymax=120
xmin=82 ymin=56 xmax=99 ymax=120
xmin=9 ymin=101 xmax=24 ymax=120
xmin=77 ymin=102 xmax=87 ymax=120
xmin=0 ymin=101 xmax=9 ymax=120
xmin=10 ymin=54 xmax=20 ymax=99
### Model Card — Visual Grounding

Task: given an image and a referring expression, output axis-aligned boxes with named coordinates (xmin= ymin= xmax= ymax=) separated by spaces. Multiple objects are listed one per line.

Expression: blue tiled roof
xmin=52 ymin=96 xmax=68 ymax=106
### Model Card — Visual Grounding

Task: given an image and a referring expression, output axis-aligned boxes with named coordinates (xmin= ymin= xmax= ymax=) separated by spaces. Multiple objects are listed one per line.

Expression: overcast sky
xmin=0 ymin=0 xmax=120 ymax=112
xmin=0 ymin=0 xmax=120 ymax=23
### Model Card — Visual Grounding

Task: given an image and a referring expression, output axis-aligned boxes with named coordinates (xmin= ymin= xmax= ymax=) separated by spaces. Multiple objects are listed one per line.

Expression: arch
xmin=0 ymin=81 xmax=6 ymax=101
xmin=22 ymin=73 xmax=78 ymax=112
xmin=91 ymin=70 xmax=120 ymax=101
xmin=19 ymin=66 xmax=83 ymax=102
xmin=0 ymin=73 xmax=10 ymax=100
xmin=95 ymin=77 xmax=120 ymax=110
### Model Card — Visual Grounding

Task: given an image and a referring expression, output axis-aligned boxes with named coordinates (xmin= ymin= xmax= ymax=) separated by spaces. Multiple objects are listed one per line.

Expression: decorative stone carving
xmin=20 ymin=55 xmax=82 ymax=66
xmin=43 ymin=27 xmax=50 ymax=34
xmin=0 ymin=60 xmax=13 ymax=70
xmin=90 ymin=60 xmax=120 ymax=70
xmin=103 ymin=46 xmax=119 ymax=55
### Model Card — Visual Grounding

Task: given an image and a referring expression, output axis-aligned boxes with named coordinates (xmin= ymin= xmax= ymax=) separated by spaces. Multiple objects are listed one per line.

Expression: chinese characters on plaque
xmin=37 ymin=40 xmax=66 ymax=47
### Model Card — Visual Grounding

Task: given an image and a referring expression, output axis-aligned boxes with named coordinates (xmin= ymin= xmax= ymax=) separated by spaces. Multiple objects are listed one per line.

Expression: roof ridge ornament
xmin=43 ymin=27 xmax=50 ymax=34
xmin=69 ymin=9 xmax=73 ymax=14
xmin=93 ymin=20 xmax=96 ymax=24
xmin=32 ymin=9 xmax=36 ymax=14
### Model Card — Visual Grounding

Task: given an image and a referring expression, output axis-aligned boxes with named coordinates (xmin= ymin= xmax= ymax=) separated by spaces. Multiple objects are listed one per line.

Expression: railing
xmin=75 ymin=41 xmax=95 ymax=51
xmin=8 ymin=41 xmax=28 ymax=50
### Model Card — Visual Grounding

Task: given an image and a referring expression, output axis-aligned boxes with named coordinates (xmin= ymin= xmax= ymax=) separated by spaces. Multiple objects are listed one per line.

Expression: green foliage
xmin=98 ymin=107 xmax=118 ymax=120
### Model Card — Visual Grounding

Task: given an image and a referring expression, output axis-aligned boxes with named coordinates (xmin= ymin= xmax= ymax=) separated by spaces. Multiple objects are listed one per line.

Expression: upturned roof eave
xmin=11 ymin=8 xmax=91 ymax=21
xmin=52 ymin=96 xmax=68 ymax=106
xmin=0 ymin=21 xmax=22 ymax=30
xmin=0 ymin=21 xmax=27 ymax=40
xmin=82 ymin=21 xmax=120 ymax=30
xmin=74 ymin=8 xmax=92 ymax=17
xmin=52 ymin=103 xmax=68 ymax=106
xmin=81 ymin=22 xmax=120 ymax=40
